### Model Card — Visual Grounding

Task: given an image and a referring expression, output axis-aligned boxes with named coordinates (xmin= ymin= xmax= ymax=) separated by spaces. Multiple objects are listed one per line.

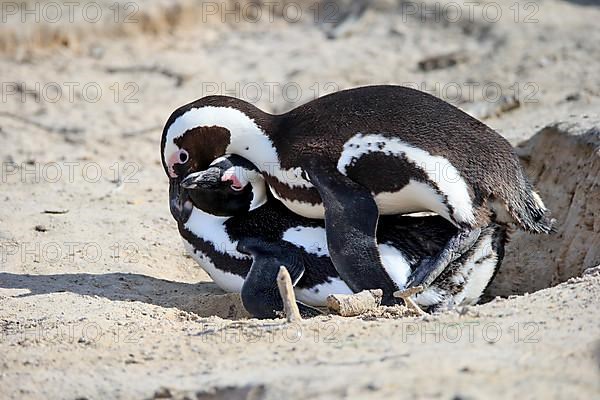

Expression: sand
xmin=1 ymin=1 xmax=599 ymax=399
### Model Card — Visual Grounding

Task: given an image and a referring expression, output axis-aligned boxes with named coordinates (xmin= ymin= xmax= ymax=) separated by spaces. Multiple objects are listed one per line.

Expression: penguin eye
xmin=178 ymin=149 xmax=189 ymax=163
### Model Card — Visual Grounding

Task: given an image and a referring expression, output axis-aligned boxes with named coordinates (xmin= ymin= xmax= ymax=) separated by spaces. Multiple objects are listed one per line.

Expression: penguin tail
xmin=503 ymin=185 xmax=556 ymax=234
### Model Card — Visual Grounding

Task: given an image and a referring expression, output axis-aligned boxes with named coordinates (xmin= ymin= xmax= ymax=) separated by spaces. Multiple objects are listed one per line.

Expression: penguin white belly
xmin=337 ymin=133 xmax=477 ymax=226
xmin=295 ymin=278 xmax=353 ymax=307
xmin=378 ymin=243 xmax=412 ymax=288
xmin=182 ymin=207 xmax=249 ymax=293
xmin=282 ymin=226 xmax=329 ymax=256
xmin=184 ymin=207 xmax=247 ymax=260
xmin=271 ymin=180 xmax=452 ymax=221
xmin=271 ymin=190 xmax=325 ymax=219
xmin=374 ymin=180 xmax=452 ymax=220
xmin=181 ymin=239 xmax=245 ymax=293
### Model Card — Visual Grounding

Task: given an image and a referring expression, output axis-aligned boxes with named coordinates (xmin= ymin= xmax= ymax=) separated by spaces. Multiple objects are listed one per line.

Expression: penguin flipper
xmin=238 ymin=238 xmax=321 ymax=319
xmin=304 ymin=161 xmax=399 ymax=305
xmin=407 ymin=228 xmax=482 ymax=288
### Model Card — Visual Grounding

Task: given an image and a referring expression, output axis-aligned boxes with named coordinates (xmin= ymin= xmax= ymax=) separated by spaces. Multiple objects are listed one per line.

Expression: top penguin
xmin=161 ymin=85 xmax=553 ymax=304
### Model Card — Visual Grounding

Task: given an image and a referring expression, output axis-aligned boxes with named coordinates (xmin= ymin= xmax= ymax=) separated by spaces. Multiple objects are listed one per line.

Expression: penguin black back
xmin=275 ymin=86 xmax=551 ymax=232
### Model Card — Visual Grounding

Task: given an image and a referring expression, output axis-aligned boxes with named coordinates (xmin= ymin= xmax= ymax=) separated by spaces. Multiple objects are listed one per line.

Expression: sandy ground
xmin=1 ymin=0 xmax=599 ymax=399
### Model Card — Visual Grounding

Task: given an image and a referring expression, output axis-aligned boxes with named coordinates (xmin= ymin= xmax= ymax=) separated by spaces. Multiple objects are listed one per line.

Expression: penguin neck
xmin=224 ymin=123 xmax=277 ymax=173
xmin=184 ymin=206 xmax=230 ymax=238
xmin=194 ymin=107 xmax=284 ymax=182
xmin=202 ymin=110 xmax=311 ymax=189
xmin=248 ymin=184 xmax=268 ymax=211
xmin=183 ymin=192 xmax=271 ymax=236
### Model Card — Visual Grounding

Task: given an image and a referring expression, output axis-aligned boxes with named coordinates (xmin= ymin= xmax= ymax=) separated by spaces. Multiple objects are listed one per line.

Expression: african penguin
xmin=175 ymin=154 xmax=508 ymax=318
xmin=161 ymin=85 xmax=549 ymax=305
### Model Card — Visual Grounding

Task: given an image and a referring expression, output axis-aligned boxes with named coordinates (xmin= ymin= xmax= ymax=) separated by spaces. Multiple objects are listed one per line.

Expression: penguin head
xmin=180 ymin=154 xmax=268 ymax=217
xmin=161 ymin=96 xmax=270 ymax=182
xmin=161 ymin=96 xmax=272 ymax=223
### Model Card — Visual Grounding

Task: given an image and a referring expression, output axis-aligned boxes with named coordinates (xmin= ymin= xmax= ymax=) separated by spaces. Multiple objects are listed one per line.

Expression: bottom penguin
xmin=172 ymin=154 xmax=508 ymax=318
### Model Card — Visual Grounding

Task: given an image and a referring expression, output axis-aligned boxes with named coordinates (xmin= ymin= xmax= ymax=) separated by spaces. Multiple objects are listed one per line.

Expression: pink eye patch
xmin=167 ymin=149 xmax=189 ymax=178
xmin=222 ymin=169 xmax=244 ymax=191
xmin=167 ymin=152 xmax=180 ymax=178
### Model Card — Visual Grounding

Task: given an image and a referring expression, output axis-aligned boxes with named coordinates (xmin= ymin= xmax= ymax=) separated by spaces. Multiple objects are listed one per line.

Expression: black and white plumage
xmin=175 ymin=155 xmax=508 ymax=318
xmin=161 ymin=85 xmax=547 ymax=304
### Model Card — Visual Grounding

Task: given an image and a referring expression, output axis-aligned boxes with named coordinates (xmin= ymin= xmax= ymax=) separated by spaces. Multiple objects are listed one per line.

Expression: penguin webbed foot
xmin=407 ymin=228 xmax=482 ymax=288
xmin=305 ymin=161 xmax=400 ymax=305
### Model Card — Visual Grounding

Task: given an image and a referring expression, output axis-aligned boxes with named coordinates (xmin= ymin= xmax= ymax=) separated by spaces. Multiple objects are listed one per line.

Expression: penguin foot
xmin=407 ymin=228 xmax=482 ymax=288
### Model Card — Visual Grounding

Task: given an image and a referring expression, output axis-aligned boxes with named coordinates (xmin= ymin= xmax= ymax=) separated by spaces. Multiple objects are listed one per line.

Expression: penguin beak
xmin=169 ymin=180 xmax=192 ymax=223
xmin=180 ymin=167 xmax=223 ymax=190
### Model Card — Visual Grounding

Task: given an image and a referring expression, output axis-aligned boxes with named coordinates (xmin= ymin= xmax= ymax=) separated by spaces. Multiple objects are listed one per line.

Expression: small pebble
xmin=153 ymin=387 xmax=173 ymax=399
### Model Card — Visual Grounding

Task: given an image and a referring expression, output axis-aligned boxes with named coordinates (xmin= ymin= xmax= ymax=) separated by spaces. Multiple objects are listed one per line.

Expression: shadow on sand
xmin=0 ymin=272 xmax=249 ymax=319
